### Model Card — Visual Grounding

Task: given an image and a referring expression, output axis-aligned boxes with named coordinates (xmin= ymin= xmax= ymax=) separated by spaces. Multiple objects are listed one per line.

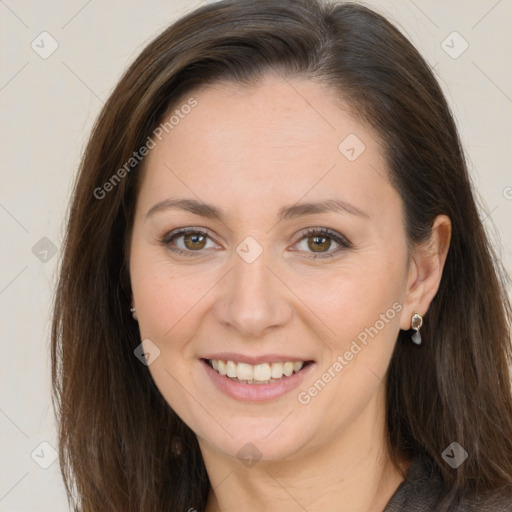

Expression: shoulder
xmin=383 ymin=455 xmax=512 ymax=512
xmin=453 ymin=490 xmax=512 ymax=511
xmin=383 ymin=456 xmax=444 ymax=511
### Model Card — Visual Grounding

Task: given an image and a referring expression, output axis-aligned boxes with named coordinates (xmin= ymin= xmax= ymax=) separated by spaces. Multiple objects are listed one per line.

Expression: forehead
xmin=137 ymin=75 xmax=398 ymax=224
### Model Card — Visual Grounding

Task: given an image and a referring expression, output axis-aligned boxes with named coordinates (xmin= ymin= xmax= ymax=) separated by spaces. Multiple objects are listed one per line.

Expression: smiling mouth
xmin=204 ymin=358 xmax=313 ymax=384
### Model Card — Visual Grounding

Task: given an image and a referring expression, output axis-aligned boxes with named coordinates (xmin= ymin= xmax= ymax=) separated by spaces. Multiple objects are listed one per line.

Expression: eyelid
xmin=159 ymin=227 xmax=221 ymax=257
xmin=293 ymin=227 xmax=351 ymax=247
xmin=160 ymin=226 xmax=218 ymax=245
xmin=289 ymin=227 xmax=352 ymax=259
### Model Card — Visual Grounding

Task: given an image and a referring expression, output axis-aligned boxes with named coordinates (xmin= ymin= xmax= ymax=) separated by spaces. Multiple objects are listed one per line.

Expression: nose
xmin=213 ymin=246 xmax=293 ymax=338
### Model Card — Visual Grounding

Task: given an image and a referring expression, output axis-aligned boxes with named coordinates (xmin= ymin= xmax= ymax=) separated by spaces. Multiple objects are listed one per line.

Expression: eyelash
xmin=159 ymin=227 xmax=352 ymax=260
xmin=293 ymin=227 xmax=352 ymax=259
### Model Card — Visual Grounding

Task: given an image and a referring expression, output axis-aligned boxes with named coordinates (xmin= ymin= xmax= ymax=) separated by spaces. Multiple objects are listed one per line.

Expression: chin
xmin=195 ymin=414 xmax=318 ymax=464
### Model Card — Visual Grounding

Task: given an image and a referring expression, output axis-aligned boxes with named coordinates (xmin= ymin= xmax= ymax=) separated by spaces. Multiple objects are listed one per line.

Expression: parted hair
xmin=51 ymin=1 xmax=512 ymax=510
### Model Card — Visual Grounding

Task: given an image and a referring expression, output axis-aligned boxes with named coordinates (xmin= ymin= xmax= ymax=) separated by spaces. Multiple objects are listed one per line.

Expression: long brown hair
xmin=51 ymin=1 xmax=512 ymax=510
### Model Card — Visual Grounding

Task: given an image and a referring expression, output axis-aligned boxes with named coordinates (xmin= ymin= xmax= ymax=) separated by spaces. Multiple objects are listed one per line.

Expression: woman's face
xmin=129 ymin=75 xmax=414 ymax=463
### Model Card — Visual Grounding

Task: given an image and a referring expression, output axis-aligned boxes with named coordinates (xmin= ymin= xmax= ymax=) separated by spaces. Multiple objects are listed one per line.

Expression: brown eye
xmin=161 ymin=228 xmax=218 ymax=256
xmin=294 ymin=228 xmax=351 ymax=259
xmin=183 ymin=232 xmax=207 ymax=250
xmin=307 ymin=235 xmax=332 ymax=253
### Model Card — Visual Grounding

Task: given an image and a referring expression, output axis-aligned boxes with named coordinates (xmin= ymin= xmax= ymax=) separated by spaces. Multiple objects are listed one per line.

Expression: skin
xmin=129 ymin=74 xmax=451 ymax=512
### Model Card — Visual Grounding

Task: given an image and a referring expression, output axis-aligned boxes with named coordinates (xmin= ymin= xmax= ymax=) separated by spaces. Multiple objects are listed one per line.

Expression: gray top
xmin=383 ymin=456 xmax=512 ymax=511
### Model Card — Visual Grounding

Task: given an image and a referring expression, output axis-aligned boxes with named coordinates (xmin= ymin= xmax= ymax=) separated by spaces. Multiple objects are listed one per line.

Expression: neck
xmin=201 ymin=390 xmax=410 ymax=512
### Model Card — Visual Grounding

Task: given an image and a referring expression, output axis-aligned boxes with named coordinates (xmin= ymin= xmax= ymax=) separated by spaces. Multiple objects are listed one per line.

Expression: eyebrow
xmin=145 ymin=198 xmax=369 ymax=222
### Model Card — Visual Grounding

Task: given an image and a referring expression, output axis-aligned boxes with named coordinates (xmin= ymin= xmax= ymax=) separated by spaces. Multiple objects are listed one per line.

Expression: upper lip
xmin=202 ymin=353 xmax=314 ymax=365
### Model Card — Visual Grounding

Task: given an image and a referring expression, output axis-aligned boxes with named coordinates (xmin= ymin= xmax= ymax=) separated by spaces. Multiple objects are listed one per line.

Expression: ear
xmin=399 ymin=214 xmax=452 ymax=331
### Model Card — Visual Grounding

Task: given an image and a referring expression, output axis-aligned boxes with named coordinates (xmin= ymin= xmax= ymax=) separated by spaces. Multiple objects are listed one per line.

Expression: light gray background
xmin=1 ymin=1 xmax=511 ymax=510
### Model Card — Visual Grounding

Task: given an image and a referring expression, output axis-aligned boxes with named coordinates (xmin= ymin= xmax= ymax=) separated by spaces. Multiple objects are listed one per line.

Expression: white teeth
xmin=237 ymin=363 xmax=254 ymax=381
xmin=271 ymin=362 xmax=284 ymax=379
xmin=226 ymin=360 xmax=237 ymax=378
xmin=209 ymin=359 xmax=305 ymax=383
xmin=283 ymin=362 xmax=294 ymax=377
xmin=253 ymin=363 xmax=271 ymax=381
xmin=217 ymin=360 xmax=227 ymax=376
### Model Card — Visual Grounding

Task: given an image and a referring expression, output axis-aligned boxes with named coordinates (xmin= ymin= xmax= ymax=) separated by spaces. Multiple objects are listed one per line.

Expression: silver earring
xmin=411 ymin=313 xmax=423 ymax=345
xmin=130 ymin=307 xmax=136 ymax=313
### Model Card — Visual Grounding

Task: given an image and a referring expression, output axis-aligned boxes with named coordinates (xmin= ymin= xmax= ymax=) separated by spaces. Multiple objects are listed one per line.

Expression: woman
xmin=51 ymin=0 xmax=512 ymax=510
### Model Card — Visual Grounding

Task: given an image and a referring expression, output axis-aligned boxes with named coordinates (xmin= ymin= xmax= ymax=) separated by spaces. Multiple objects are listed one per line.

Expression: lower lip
xmin=201 ymin=360 xmax=316 ymax=402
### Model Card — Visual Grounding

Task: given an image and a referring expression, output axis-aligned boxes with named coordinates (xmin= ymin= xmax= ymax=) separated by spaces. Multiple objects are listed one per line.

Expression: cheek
xmin=129 ymin=223 xmax=207 ymax=319
xmin=294 ymin=266 xmax=404 ymax=437
xmin=293 ymin=248 xmax=406 ymax=420
xmin=131 ymin=257 xmax=215 ymax=345
xmin=129 ymin=252 xmax=213 ymax=425
xmin=291 ymin=253 xmax=405 ymax=351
